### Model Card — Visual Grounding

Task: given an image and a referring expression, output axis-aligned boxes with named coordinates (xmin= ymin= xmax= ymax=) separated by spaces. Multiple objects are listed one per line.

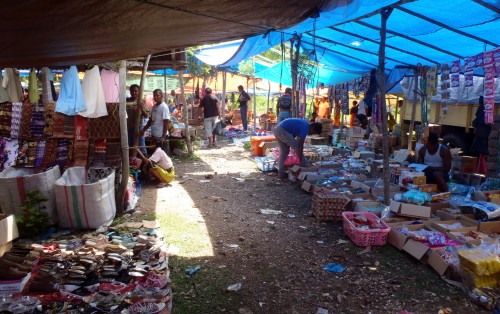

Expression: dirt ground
xmin=131 ymin=138 xmax=484 ymax=314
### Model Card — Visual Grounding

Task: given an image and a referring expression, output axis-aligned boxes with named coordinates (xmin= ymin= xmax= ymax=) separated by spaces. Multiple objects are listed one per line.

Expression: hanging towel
xmin=56 ymin=66 xmax=86 ymax=115
xmin=101 ymin=69 xmax=120 ymax=103
xmin=0 ymin=75 xmax=9 ymax=103
xmin=41 ymin=67 xmax=54 ymax=103
xmin=28 ymin=68 xmax=39 ymax=103
xmin=2 ymin=68 xmax=23 ymax=102
xmin=79 ymin=65 xmax=108 ymax=118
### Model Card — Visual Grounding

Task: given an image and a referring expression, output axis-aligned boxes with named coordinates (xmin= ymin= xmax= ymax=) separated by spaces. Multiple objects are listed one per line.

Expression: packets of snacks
xmin=458 ymin=247 xmax=500 ymax=276
xmin=401 ymin=190 xmax=432 ymax=206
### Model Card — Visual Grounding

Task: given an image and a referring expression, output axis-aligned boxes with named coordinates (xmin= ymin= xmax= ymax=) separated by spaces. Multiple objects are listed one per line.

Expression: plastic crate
xmin=255 ymin=157 xmax=277 ymax=172
xmin=312 ymin=191 xmax=350 ymax=221
xmin=342 ymin=212 xmax=391 ymax=246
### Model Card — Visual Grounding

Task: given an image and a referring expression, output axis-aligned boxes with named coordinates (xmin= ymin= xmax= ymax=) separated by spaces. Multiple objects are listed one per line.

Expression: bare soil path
xmin=132 ymin=139 xmax=482 ymax=314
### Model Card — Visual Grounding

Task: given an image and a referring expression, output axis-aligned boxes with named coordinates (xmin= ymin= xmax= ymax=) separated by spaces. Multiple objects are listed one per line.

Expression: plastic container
xmin=342 ymin=211 xmax=391 ymax=246
xmin=250 ymin=135 xmax=276 ymax=156
xmin=255 ymin=157 xmax=277 ymax=172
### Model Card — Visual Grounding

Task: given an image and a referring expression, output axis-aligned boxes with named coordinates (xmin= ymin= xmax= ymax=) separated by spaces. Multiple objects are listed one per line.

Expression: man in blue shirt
xmin=274 ymin=118 xmax=322 ymax=179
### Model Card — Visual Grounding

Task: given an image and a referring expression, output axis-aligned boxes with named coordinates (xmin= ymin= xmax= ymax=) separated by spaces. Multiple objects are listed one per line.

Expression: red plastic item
xmin=272 ymin=149 xmax=300 ymax=166
xmin=342 ymin=212 xmax=391 ymax=247
xmin=250 ymin=135 xmax=276 ymax=156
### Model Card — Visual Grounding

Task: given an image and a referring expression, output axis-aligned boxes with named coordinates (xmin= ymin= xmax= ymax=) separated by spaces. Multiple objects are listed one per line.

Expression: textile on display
xmin=56 ymin=66 xmax=86 ymax=115
xmin=15 ymin=141 xmax=29 ymax=167
xmin=0 ymin=74 xmax=9 ymax=103
xmin=91 ymin=139 xmax=107 ymax=167
xmin=79 ymin=65 xmax=108 ymax=118
xmin=26 ymin=141 xmax=38 ymax=167
xmin=30 ymin=104 xmax=45 ymax=138
xmin=101 ymin=69 xmax=120 ymax=103
xmin=2 ymin=139 xmax=18 ymax=171
xmin=41 ymin=67 xmax=54 ymax=103
xmin=87 ymin=103 xmax=120 ymax=139
xmin=10 ymin=102 xmax=22 ymax=138
xmin=34 ymin=140 xmax=46 ymax=168
xmin=43 ymin=103 xmax=56 ymax=137
xmin=41 ymin=139 xmax=58 ymax=169
xmin=74 ymin=115 xmax=89 ymax=140
xmin=28 ymin=68 xmax=39 ymax=103
xmin=0 ymin=102 xmax=12 ymax=138
xmin=72 ymin=140 xmax=89 ymax=167
xmin=105 ymin=139 xmax=121 ymax=166
xmin=56 ymin=139 xmax=71 ymax=169
xmin=19 ymin=103 xmax=33 ymax=139
xmin=483 ymin=49 xmax=496 ymax=124
xmin=2 ymin=68 xmax=22 ymax=102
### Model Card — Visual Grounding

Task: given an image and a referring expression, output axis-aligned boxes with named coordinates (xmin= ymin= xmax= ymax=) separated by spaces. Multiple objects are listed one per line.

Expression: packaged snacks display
xmin=401 ymin=190 xmax=432 ymax=206
xmin=458 ymin=247 xmax=500 ymax=276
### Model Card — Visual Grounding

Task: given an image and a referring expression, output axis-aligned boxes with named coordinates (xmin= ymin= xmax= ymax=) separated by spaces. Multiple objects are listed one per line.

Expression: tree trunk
xmin=222 ymin=70 xmax=227 ymax=114
xmin=378 ymin=7 xmax=393 ymax=205
xmin=178 ymin=71 xmax=193 ymax=155
xmin=117 ymin=60 xmax=129 ymax=214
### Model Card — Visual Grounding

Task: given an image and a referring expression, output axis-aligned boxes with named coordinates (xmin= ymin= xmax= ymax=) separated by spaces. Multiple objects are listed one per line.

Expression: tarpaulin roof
xmin=196 ymin=0 xmax=499 ymax=84
xmin=0 ymin=0 xmax=332 ymax=68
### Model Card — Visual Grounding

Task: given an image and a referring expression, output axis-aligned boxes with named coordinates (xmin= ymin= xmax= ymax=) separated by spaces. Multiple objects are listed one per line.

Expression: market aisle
xmin=134 ymin=140 xmax=483 ymax=314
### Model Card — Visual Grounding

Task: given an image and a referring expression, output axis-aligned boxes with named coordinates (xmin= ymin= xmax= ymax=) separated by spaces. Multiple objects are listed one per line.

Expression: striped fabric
xmin=10 ymin=102 xmax=22 ymax=139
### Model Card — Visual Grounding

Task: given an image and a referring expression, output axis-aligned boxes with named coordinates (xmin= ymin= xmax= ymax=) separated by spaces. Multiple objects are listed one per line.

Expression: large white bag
xmin=55 ymin=167 xmax=116 ymax=229
xmin=0 ymin=166 xmax=61 ymax=218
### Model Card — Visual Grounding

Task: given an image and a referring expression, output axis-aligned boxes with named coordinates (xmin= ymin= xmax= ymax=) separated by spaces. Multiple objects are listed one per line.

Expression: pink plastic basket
xmin=342 ymin=212 xmax=391 ymax=247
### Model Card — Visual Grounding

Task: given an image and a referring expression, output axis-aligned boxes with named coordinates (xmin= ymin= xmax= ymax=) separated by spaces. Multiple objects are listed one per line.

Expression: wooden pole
xmin=408 ymin=68 xmax=418 ymax=150
xmin=252 ymin=57 xmax=257 ymax=130
xmin=378 ymin=7 xmax=393 ymax=205
xmin=222 ymin=70 xmax=227 ymax=115
xmin=132 ymin=54 xmax=151 ymax=158
xmin=178 ymin=70 xmax=193 ymax=155
xmin=267 ymin=80 xmax=271 ymax=113
xmin=117 ymin=60 xmax=129 ymax=214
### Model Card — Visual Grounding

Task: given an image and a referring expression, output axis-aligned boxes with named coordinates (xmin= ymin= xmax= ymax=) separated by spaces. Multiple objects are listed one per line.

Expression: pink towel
xmin=101 ymin=69 xmax=120 ymax=103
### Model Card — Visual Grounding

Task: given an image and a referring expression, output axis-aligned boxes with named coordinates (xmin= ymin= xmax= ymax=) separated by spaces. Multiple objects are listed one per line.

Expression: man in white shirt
xmin=141 ymin=89 xmax=170 ymax=144
xmin=134 ymin=141 xmax=175 ymax=188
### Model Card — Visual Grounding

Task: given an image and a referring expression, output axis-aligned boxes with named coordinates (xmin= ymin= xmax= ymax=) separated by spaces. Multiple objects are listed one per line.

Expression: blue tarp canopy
xmin=195 ymin=0 xmax=499 ymax=85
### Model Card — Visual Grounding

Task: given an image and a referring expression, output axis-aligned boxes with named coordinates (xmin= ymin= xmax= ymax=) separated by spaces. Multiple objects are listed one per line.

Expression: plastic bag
xmin=473 ymin=201 xmax=500 ymax=222
xmin=448 ymin=182 xmax=473 ymax=196
xmin=213 ymin=120 xmax=226 ymax=136
xmin=401 ymin=190 xmax=432 ymax=206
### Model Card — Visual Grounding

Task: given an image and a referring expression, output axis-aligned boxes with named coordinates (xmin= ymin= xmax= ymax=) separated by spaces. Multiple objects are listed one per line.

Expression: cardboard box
xmin=0 ymin=242 xmax=13 ymax=258
xmin=390 ymin=200 xmax=432 ymax=219
xmin=0 ymin=272 xmax=31 ymax=295
xmin=354 ymin=201 xmax=385 ymax=216
xmin=347 ymin=126 xmax=364 ymax=137
xmin=352 ymin=151 xmax=376 ymax=160
xmin=431 ymin=220 xmax=478 ymax=234
xmin=260 ymin=141 xmax=279 ymax=155
xmin=478 ymin=221 xmax=500 ymax=233
xmin=0 ymin=215 xmax=19 ymax=247
xmin=301 ymin=175 xmax=331 ymax=192
xmin=413 ymin=176 xmax=427 ymax=185
xmin=350 ymin=179 xmax=377 ymax=190
xmin=427 ymin=248 xmax=450 ymax=276
xmin=459 ymin=156 xmax=478 ymax=174
xmin=417 ymin=184 xmax=438 ymax=194
xmin=387 ymin=223 xmax=411 ymax=249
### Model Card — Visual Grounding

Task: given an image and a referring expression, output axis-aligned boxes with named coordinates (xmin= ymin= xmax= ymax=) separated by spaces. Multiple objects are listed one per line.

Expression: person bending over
xmin=274 ymin=118 xmax=322 ymax=179
xmin=417 ymin=132 xmax=451 ymax=192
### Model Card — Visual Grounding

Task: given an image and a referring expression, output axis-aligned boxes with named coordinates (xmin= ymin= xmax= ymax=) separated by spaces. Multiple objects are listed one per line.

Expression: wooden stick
xmin=132 ymin=54 xmax=151 ymax=158
xmin=378 ymin=7 xmax=393 ymax=205
xmin=117 ymin=60 xmax=129 ymax=215
xmin=178 ymin=68 xmax=193 ymax=155
xmin=396 ymin=7 xmax=498 ymax=47
xmin=356 ymin=21 xmax=464 ymax=59
xmin=408 ymin=68 xmax=419 ymax=150
xmin=305 ymin=32 xmax=412 ymax=66
xmin=328 ymin=27 xmax=439 ymax=65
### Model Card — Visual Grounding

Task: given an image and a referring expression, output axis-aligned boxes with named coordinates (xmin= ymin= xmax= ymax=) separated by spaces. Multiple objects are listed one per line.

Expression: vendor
xmin=274 ymin=118 xmax=323 ymax=180
xmin=134 ymin=141 xmax=175 ymax=188
xmin=276 ymin=87 xmax=293 ymax=122
xmin=417 ymin=132 xmax=451 ymax=192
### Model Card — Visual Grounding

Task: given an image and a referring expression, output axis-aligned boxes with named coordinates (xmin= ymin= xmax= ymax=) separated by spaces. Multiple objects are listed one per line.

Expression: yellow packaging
xmin=458 ymin=247 xmax=500 ymax=276
xmin=462 ymin=268 xmax=500 ymax=288
xmin=413 ymin=176 xmax=426 ymax=185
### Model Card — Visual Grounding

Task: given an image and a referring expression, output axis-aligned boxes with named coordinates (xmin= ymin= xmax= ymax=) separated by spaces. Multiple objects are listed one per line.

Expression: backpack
xmin=279 ymin=95 xmax=292 ymax=110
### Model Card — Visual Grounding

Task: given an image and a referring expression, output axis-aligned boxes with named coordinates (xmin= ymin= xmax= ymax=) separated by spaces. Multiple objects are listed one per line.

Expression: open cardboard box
xmin=431 ymin=220 xmax=478 ymax=234
xmin=301 ymin=174 xmax=331 ymax=192
xmin=350 ymin=179 xmax=378 ymax=190
xmin=387 ymin=223 xmax=412 ymax=249
xmin=0 ymin=272 xmax=31 ymax=295
xmin=390 ymin=200 xmax=432 ymax=219
xmin=354 ymin=201 xmax=385 ymax=216
xmin=347 ymin=193 xmax=378 ymax=210
xmin=0 ymin=214 xmax=19 ymax=257
xmin=427 ymin=248 xmax=452 ymax=276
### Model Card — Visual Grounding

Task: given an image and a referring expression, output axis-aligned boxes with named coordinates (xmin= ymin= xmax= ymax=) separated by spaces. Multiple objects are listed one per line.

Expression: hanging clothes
xmin=101 ymin=69 xmax=120 ymax=103
xmin=2 ymin=68 xmax=23 ymax=102
xmin=28 ymin=68 xmax=39 ymax=103
xmin=79 ymin=65 xmax=107 ymax=118
xmin=41 ymin=67 xmax=54 ymax=103
xmin=0 ymin=74 xmax=10 ymax=103
xmin=10 ymin=102 xmax=22 ymax=139
xmin=56 ymin=66 xmax=86 ymax=115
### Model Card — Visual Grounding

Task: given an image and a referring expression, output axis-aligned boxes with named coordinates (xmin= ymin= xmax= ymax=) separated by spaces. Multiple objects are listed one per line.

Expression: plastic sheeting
xmin=0 ymin=0 xmax=327 ymax=67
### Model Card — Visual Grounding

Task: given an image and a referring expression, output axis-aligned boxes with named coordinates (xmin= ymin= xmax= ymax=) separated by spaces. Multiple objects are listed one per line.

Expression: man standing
xmin=276 ymin=87 xmax=293 ymax=123
xmin=141 ymin=89 xmax=170 ymax=149
xmin=237 ymin=85 xmax=251 ymax=130
xmin=199 ymin=87 xmax=221 ymax=148
xmin=274 ymin=118 xmax=322 ymax=180
xmin=350 ymin=100 xmax=359 ymax=127
xmin=127 ymin=84 xmax=149 ymax=154
xmin=417 ymin=132 xmax=452 ymax=192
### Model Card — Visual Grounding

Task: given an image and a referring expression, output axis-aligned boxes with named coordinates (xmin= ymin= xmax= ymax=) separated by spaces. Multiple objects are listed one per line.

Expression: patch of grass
xmin=156 ymin=211 xmax=212 ymax=257
xmin=110 ymin=215 xmax=126 ymax=227
xmin=170 ymin=257 xmax=243 ymax=314
xmin=243 ymin=142 xmax=251 ymax=150
xmin=178 ymin=154 xmax=202 ymax=162
xmin=258 ymin=267 xmax=283 ymax=282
